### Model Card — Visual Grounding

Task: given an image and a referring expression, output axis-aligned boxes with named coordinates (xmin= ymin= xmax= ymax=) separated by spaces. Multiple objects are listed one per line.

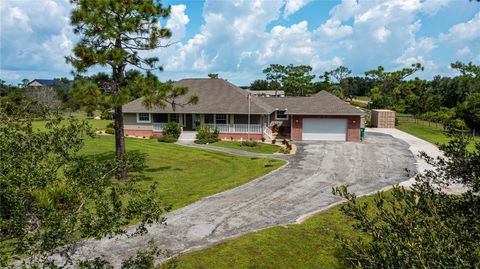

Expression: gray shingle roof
xmin=123 ymin=78 xmax=273 ymax=114
xmin=122 ymin=79 xmax=364 ymax=116
xmin=260 ymin=91 xmax=365 ymax=116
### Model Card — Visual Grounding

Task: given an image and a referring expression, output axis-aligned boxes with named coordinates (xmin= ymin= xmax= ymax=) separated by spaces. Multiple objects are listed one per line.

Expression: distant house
xmin=25 ymin=79 xmax=72 ymax=108
xmin=248 ymin=89 xmax=285 ymax=97
xmin=122 ymin=78 xmax=365 ymax=141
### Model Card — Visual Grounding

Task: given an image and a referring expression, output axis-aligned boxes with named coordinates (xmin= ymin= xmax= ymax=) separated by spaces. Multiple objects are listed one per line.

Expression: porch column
xmin=229 ymin=114 xmax=235 ymax=133
xmin=200 ymin=114 xmax=205 ymax=125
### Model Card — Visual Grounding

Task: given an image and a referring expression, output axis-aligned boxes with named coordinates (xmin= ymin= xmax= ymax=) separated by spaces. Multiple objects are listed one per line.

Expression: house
xmin=26 ymin=79 xmax=72 ymax=108
xmin=248 ymin=89 xmax=285 ymax=97
xmin=122 ymin=78 xmax=365 ymax=141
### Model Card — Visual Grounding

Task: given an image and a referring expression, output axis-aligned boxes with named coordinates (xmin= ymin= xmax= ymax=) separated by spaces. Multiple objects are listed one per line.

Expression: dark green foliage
xmin=249 ymin=79 xmax=270 ymax=91
xmin=262 ymin=64 xmax=316 ymax=96
xmin=271 ymin=139 xmax=276 ymax=144
xmin=0 ymin=105 xmax=166 ymax=268
xmin=457 ymin=92 xmax=480 ymax=131
xmin=240 ymin=140 xmax=258 ymax=148
xmin=105 ymin=127 xmax=115 ymax=135
xmin=208 ymin=73 xmax=219 ymax=79
xmin=333 ymin=134 xmax=480 ymax=268
xmin=158 ymin=134 xmax=178 ymax=143
xmin=194 ymin=125 xmax=219 ymax=144
xmin=162 ymin=121 xmax=182 ymax=139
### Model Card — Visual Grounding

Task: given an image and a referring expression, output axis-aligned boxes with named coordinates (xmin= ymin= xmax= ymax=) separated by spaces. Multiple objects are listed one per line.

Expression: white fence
xmin=205 ymin=124 xmax=262 ymax=134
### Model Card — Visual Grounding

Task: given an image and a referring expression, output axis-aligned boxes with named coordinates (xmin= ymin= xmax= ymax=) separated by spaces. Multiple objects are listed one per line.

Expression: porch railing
xmin=205 ymin=124 xmax=262 ymax=134
xmin=152 ymin=123 xmax=167 ymax=132
xmin=263 ymin=126 xmax=273 ymax=140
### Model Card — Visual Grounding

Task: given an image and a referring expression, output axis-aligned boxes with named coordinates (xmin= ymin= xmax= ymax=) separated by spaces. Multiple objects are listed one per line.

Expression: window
xmin=137 ymin=113 xmax=150 ymax=123
xmin=275 ymin=110 xmax=288 ymax=120
xmin=215 ymin=114 xmax=228 ymax=124
xmin=169 ymin=113 xmax=179 ymax=123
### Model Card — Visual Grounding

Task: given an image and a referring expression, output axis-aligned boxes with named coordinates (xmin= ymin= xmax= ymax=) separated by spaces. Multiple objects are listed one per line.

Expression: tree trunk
xmin=114 ymin=105 xmax=128 ymax=181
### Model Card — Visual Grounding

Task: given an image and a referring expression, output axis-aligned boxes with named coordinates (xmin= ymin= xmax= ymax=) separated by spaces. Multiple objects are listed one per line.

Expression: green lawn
xmin=32 ymin=114 xmax=112 ymax=131
xmin=81 ymin=136 xmax=285 ymax=210
xmin=211 ymin=141 xmax=280 ymax=154
xmin=159 ymin=195 xmax=377 ymax=269
xmin=396 ymin=122 xmax=478 ymax=151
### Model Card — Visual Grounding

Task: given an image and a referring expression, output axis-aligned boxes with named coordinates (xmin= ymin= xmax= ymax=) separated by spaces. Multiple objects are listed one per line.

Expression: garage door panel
xmin=303 ymin=118 xmax=347 ymax=141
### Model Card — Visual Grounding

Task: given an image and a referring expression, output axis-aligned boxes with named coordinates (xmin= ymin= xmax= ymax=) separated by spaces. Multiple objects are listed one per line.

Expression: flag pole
xmin=248 ymin=93 xmax=251 ymax=140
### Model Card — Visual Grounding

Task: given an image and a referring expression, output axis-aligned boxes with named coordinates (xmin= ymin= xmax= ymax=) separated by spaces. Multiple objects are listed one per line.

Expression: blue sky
xmin=1 ymin=0 xmax=479 ymax=86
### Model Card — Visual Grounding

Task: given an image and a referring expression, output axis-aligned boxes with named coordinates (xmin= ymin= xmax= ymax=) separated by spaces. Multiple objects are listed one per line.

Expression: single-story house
xmin=248 ymin=89 xmax=285 ymax=97
xmin=122 ymin=78 xmax=365 ymax=141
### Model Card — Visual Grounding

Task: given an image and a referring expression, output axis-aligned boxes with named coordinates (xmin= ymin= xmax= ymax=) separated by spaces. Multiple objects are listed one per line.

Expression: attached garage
xmin=302 ymin=118 xmax=347 ymax=141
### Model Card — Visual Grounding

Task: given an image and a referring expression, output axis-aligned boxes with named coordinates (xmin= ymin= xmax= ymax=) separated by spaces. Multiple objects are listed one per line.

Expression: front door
xmin=185 ymin=114 xmax=193 ymax=130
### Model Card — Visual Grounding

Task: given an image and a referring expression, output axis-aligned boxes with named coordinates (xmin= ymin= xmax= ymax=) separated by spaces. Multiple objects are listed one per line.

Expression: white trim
xmin=275 ymin=110 xmax=289 ymax=120
xmin=137 ymin=113 xmax=151 ymax=123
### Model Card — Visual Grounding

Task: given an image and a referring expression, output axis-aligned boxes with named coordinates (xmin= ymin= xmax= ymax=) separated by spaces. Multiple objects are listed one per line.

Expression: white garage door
xmin=302 ymin=118 xmax=347 ymax=141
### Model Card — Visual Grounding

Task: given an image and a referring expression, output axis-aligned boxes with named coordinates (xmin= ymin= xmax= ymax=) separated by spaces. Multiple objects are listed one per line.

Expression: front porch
xmin=150 ymin=113 xmax=269 ymax=136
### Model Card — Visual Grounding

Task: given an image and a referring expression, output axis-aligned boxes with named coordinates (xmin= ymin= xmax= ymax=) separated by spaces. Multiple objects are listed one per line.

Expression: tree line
xmin=250 ymin=62 xmax=480 ymax=132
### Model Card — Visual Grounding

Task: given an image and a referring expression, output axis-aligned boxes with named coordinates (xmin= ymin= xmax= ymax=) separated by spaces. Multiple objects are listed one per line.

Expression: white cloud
xmin=422 ymin=0 xmax=451 ymax=15
xmin=315 ymin=19 xmax=353 ymax=39
xmin=283 ymin=0 xmax=310 ymax=19
xmin=440 ymin=12 xmax=480 ymax=44
xmin=166 ymin=5 xmax=190 ymax=41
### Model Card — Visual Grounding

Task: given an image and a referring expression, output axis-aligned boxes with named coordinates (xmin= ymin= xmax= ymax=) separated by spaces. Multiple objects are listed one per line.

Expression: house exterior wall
xmin=124 ymin=113 xmax=152 ymax=131
xmin=291 ymin=115 xmax=361 ymax=142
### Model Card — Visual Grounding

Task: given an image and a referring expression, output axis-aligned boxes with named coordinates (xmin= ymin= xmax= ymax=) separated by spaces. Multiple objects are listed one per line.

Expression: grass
xmin=81 ymin=136 xmax=285 ymax=210
xmin=211 ymin=141 xmax=280 ymax=154
xmin=31 ymin=114 xmax=112 ymax=131
xmin=354 ymin=96 xmax=370 ymax=101
xmin=397 ymin=122 xmax=478 ymax=152
xmin=159 ymin=195 xmax=379 ymax=269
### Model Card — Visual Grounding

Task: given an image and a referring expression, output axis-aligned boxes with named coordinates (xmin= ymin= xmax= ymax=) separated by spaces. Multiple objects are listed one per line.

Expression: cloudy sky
xmin=1 ymin=0 xmax=479 ymax=86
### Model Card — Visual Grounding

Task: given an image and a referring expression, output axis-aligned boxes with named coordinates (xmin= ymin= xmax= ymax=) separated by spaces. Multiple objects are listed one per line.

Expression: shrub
xmin=195 ymin=125 xmax=219 ymax=144
xmin=105 ymin=127 xmax=115 ymax=135
xmin=162 ymin=122 xmax=181 ymax=139
xmin=271 ymin=139 xmax=276 ymax=144
xmin=107 ymin=122 xmax=115 ymax=129
xmin=282 ymin=139 xmax=287 ymax=144
xmin=158 ymin=134 xmax=178 ymax=143
xmin=278 ymin=147 xmax=290 ymax=154
xmin=194 ymin=138 xmax=219 ymax=144
xmin=240 ymin=139 xmax=258 ymax=148
xmin=261 ymin=137 xmax=266 ymax=142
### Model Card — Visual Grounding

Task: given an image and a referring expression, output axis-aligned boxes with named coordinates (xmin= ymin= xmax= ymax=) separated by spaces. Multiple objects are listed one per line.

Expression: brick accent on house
xmin=290 ymin=115 xmax=361 ymax=142
xmin=124 ymin=129 xmax=162 ymax=138
xmin=218 ymin=133 xmax=263 ymax=141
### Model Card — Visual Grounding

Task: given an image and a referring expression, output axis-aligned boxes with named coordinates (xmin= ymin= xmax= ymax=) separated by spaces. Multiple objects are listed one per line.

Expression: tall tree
xmin=263 ymin=64 xmax=286 ymax=95
xmin=365 ymin=63 xmax=423 ymax=108
xmin=282 ymin=64 xmax=316 ymax=96
xmin=249 ymin=79 xmax=270 ymax=91
xmin=66 ymin=0 xmax=196 ymax=180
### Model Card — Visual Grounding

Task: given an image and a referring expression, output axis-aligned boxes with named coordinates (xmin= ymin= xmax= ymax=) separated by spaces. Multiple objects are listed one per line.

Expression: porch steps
xmin=178 ymin=131 xmax=197 ymax=142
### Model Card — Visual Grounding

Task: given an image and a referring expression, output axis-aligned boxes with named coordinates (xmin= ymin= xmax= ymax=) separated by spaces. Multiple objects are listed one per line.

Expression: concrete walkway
xmin=176 ymin=141 xmax=291 ymax=159
xmin=54 ymin=132 xmax=418 ymax=267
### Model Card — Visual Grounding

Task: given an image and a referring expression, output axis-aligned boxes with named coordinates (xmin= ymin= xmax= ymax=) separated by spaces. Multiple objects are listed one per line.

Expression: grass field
xmin=32 ymin=114 xmax=112 ymax=131
xmin=81 ymin=136 xmax=285 ymax=210
xmin=396 ymin=122 xmax=478 ymax=152
xmin=159 ymin=195 xmax=377 ymax=269
xmin=211 ymin=141 xmax=280 ymax=154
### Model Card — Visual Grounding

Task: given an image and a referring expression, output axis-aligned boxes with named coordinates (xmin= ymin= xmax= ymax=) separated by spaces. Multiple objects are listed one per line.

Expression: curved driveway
xmin=63 ymin=132 xmax=416 ymax=267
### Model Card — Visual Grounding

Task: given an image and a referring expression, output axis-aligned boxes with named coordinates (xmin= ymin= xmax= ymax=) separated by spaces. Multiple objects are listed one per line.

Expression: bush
xmin=105 ymin=127 xmax=115 ymax=135
xmin=271 ymin=139 xmax=276 ymax=144
xmin=158 ymin=134 xmax=177 ymax=143
xmin=240 ymin=139 xmax=258 ymax=148
xmin=162 ymin=122 xmax=181 ymax=139
xmin=261 ymin=137 xmax=266 ymax=142
xmin=194 ymin=125 xmax=219 ymax=144
xmin=107 ymin=122 xmax=115 ymax=129
xmin=282 ymin=139 xmax=287 ymax=145
xmin=194 ymin=138 xmax=219 ymax=144
xmin=278 ymin=147 xmax=290 ymax=154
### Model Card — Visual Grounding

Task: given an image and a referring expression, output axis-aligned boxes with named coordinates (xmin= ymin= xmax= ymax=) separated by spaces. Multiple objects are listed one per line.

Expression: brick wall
xmin=124 ymin=129 xmax=162 ymax=138
xmin=218 ymin=133 xmax=263 ymax=141
xmin=291 ymin=115 xmax=361 ymax=142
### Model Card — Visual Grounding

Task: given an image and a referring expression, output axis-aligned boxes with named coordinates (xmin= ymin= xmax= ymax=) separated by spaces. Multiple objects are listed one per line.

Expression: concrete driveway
xmin=62 ymin=132 xmax=416 ymax=267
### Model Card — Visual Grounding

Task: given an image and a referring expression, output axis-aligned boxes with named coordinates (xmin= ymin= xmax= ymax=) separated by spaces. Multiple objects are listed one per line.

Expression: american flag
xmin=246 ymin=92 xmax=252 ymax=102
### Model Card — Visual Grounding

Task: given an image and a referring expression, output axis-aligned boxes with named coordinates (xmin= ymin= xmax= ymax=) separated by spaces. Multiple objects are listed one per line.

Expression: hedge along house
xmin=122 ymin=78 xmax=366 ymax=142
